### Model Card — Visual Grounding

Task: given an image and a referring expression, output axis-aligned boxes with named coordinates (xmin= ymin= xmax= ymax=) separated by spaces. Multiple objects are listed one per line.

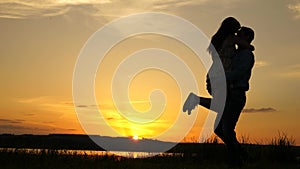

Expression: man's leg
xmin=221 ymin=90 xmax=246 ymax=167
xmin=214 ymin=119 xmax=226 ymax=143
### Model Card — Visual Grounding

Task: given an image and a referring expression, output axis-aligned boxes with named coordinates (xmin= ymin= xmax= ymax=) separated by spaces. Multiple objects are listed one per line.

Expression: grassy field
xmin=0 ymin=143 xmax=299 ymax=169
xmin=0 ymin=133 xmax=299 ymax=169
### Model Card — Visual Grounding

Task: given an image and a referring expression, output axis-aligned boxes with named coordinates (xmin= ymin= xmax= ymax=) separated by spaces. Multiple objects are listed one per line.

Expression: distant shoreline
xmin=0 ymin=134 xmax=299 ymax=154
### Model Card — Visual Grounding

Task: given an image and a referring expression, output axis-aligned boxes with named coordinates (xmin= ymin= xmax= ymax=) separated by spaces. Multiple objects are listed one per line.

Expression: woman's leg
xmin=199 ymin=97 xmax=211 ymax=109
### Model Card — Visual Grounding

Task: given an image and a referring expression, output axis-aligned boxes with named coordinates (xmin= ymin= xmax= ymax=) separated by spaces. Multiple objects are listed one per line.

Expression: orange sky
xmin=0 ymin=0 xmax=300 ymax=145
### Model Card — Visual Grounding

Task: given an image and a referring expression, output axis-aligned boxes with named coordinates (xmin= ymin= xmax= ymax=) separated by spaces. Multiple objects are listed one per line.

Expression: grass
xmin=0 ymin=133 xmax=299 ymax=169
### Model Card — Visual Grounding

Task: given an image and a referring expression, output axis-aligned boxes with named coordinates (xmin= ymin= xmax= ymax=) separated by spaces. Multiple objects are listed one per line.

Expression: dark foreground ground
xmin=0 ymin=144 xmax=299 ymax=169
xmin=0 ymin=134 xmax=299 ymax=169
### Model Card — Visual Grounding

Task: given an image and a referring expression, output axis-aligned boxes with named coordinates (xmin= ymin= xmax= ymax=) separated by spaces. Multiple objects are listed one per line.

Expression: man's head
xmin=237 ymin=26 xmax=254 ymax=43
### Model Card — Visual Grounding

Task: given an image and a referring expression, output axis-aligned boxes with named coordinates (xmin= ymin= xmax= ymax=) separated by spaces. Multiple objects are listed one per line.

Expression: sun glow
xmin=132 ymin=135 xmax=139 ymax=141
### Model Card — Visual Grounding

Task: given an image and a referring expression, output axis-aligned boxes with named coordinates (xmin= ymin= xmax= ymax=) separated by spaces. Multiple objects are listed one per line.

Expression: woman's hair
xmin=208 ymin=17 xmax=241 ymax=54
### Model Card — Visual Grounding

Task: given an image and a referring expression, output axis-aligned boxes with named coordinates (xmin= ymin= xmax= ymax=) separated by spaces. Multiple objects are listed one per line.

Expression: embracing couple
xmin=183 ymin=17 xmax=255 ymax=168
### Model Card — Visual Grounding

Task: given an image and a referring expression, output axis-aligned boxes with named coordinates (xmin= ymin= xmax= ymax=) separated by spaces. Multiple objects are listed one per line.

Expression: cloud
xmin=16 ymin=96 xmax=77 ymax=122
xmin=75 ymin=100 xmax=151 ymax=109
xmin=77 ymin=105 xmax=89 ymax=108
xmin=0 ymin=124 xmax=30 ymax=130
xmin=0 ymin=0 xmax=240 ymax=19
xmin=288 ymin=2 xmax=300 ymax=19
xmin=0 ymin=117 xmax=80 ymax=134
xmin=17 ymin=96 xmax=73 ymax=108
xmin=242 ymin=107 xmax=277 ymax=113
xmin=152 ymin=0 xmax=208 ymax=10
xmin=254 ymin=61 xmax=270 ymax=68
xmin=0 ymin=118 xmax=25 ymax=124
xmin=0 ymin=124 xmax=78 ymax=134
xmin=280 ymin=71 xmax=300 ymax=78
xmin=279 ymin=64 xmax=300 ymax=79
xmin=0 ymin=119 xmax=36 ymax=133
xmin=24 ymin=113 xmax=36 ymax=116
xmin=106 ymin=117 xmax=115 ymax=120
xmin=0 ymin=0 xmax=111 ymax=19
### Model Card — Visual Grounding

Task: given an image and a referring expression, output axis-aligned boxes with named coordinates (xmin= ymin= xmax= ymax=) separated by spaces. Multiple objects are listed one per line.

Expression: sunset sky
xmin=1 ymin=0 xmax=300 ymax=145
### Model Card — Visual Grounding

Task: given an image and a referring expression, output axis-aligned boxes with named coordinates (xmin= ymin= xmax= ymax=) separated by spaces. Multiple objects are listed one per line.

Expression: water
xmin=0 ymin=148 xmax=182 ymax=158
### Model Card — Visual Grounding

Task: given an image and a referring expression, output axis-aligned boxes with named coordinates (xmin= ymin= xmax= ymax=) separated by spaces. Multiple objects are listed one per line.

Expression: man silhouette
xmin=183 ymin=26 xmax=255 ymax=168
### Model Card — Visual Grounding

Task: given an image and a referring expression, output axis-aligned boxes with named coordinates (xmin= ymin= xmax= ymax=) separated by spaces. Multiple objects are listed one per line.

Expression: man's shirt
xmin=226 ymin=48 xmax=255 ymax=91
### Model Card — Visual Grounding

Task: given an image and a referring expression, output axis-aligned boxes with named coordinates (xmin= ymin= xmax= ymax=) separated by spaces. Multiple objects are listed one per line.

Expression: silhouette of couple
xmin=183 ymin=17 xmax=255 ymax=168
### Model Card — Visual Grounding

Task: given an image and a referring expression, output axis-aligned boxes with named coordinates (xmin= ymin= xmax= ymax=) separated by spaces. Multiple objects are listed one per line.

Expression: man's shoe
xmin=183 ymin=92 xmax=200 ymax=115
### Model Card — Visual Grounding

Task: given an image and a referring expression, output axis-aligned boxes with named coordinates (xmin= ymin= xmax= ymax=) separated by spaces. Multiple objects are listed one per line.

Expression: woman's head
xmin=208 ymin=17 xmax=241 ymax=53
xmin=219 ymin=17 xmax=241 ymax=35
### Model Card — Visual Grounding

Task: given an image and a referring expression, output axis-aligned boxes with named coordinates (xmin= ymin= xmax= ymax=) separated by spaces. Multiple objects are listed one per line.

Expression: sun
xmin=132 ymin=135 xmax=139 ymax=141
